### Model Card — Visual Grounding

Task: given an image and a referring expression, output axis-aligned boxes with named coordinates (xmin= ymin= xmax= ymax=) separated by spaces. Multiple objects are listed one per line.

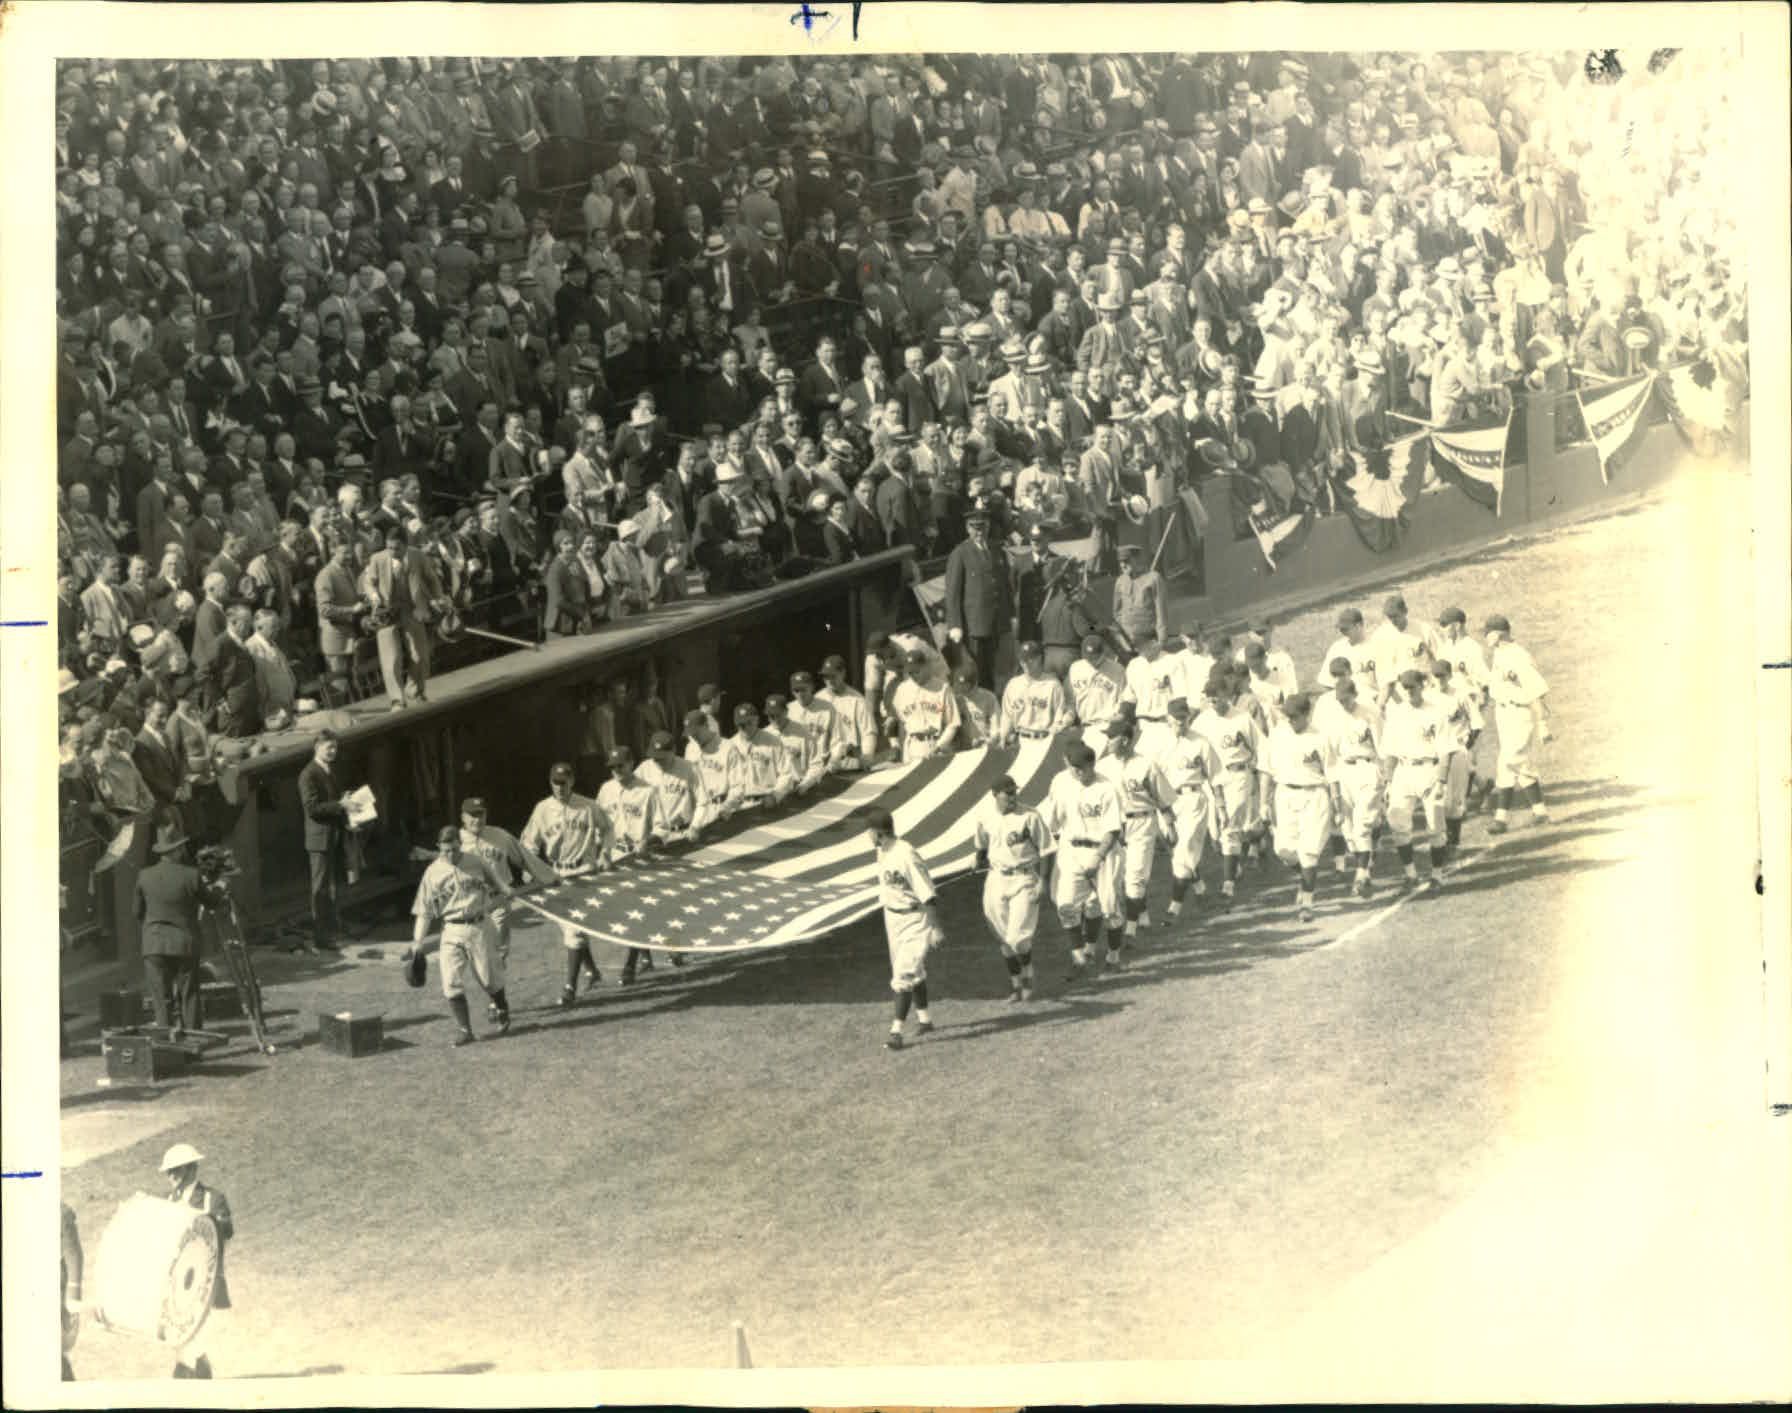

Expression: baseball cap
xmin=1167 ymin=695 xmax=1192 ymax=717
xmin=1438 ymin=606 xmax=1467 ymax=625
xmin=1329 ymin=656 xmax=1353 ymax=678
xmin=1082 ymin=633 xmax=1107 ymax=653
xmin=861 ymin=806 xmax=895 ymax=834
xmin=1484 ymin=613 xmax=1511 ymax=633
xmin=649 ymin=730 xmax=676 ymax=752
xmin=549 ymin=762 xmax=575 ymax=783
xmin=1105 ymin=718 xmax=1134 ymax=738
xmin=607 ymin=745 xmax=635 ymax=765
xmin=1398 ymin=668 xmax=1426 ymax=688
xmin=1065 ymin=741 xmax=1096 ymax=768
xmin=460 ymin=796 xmax=487 ymax=818
xmin=905 ymin=647 xmax=930 ymax=665
xmin=1384 ymin=594 xmax=1408 ymax=614
xmin=789 ymin=670 xmax=815 ymax=688
xmin=820 ymin=653 xmax=847 ymax=674
xmin=1018 ymin=640 xmax=1044 ymax=660
xmin=733 ymin=701 xmax=759 ymax=721
xmin=990 ymin=774 xmax=1018 ymax=796
xmin=765 ymin=692 xmax=788 ymax=711
xmin=1337 ymin=608 xmax=1364 ymax=628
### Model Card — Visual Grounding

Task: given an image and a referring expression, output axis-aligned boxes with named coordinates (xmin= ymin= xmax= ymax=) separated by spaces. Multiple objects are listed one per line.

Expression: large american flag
xmin=512 ymin=739 xmax=1065 ymax=952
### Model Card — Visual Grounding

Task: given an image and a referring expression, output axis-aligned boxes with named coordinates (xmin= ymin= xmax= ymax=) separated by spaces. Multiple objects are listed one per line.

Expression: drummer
xmin=160 ymin=1143 xmax=233 ymax=1380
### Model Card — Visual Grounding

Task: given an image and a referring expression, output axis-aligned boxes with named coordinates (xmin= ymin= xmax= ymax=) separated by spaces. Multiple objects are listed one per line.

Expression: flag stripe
xmin=688 ymin=762 xmax=927 ymax=860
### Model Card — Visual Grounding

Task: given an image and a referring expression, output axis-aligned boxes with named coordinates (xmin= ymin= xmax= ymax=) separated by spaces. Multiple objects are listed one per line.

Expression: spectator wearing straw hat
xmin=135 ymin=818 xmax=206 ymax=1033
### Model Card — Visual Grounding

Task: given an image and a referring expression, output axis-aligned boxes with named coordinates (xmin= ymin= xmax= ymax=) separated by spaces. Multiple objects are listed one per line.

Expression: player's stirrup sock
xmin=1397 ymin=843 xmax=1415 ymax=870
xmin=448 ymin=994 xmax=473 ymax=1032
xmin=1523 ymin=782 xmax=1545 ymax=812
xmin=1167 ymin=875 xmax=1189 ymax=915
xmin=1429 ymin=845 xmax=1448 ymax=871
xmin=563 ymin=950 xmax=584 ymax=990
xmin=1081 ymin=915 xmax=1102 ymax=951
xmin=1446 ymin=817 xmax=1463 ymax=847
xmin=1123 ymin=897 xmax=1142 ymax=936
xmin=489 ymin=988 xmax=509 ymax=1015
xmin=891 ymin=989 xmax=912 ymax=1031
xmin=1300 ymin=866 xmax=1318 ymax=893
xmin=912 ymin=981 xmax=930 ymax=1025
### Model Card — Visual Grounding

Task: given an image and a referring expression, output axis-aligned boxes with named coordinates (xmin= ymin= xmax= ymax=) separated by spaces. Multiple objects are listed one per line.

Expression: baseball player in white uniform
xmin=1067 ymin=632 xmax=1127 ymax=757
xmin=999 ymin=640 xmax=1074 ymax=748
xmin=1235 ymin=621 xmax=1300 ymax=696
xmin=684 ymin=709 xmax=738 ymax=827
xmin=1429 ymin=659 xmax=1484 ymax=858
xmin=1241 ymin=640 xmax=1293 ymax=725
xmin=817 ymin=653 xmax=879 ymax=769
xmin=1193 ymin=673 xmax=1262 ymax=904
xmin=1262 ymin=693 xmax=1336 ymax=922
xmin=1369 ymin=594 xmax=1435 ymax=704
xmin=457 ymin=795 xmax=557 ymax=1019
xmin=599 ymin=745 xmax=678 ymax=985
xmin=640 ymin=729 xmax=710 ymax=843
xmin=520 ymin=761 xmax=613 ymax=1006
xmin=972 ymin=774 xmax=1051 ymax=1002
xmin=1483 ymin=613 xmax=1552 ymax=833
xmin=953 ymin=662 xmax=1001 ymax=748
xmin=865 ymin=806 xmax=942 ymax=1050
xmin=1159 ymin=695 xmax=1222 ymax=917
xmin=407 ymin=824 xmax=515 ymax=1045
xmin=1320 ymin=607 xmax=1382 ymax=706
xmin=766 ymin=693 xmax=826 ymax=794
xmin=1434 ymin=607 xmax=1492 ymax=806
xmin=1320 ymin=675 xmax=1385 ymax=898
xmin=1096 ymin=715 xmax=1175 ymax=943
xmin=1381 ymin=669 xmax=1452 ymax=891
xmin=890 ymin=645 xmax=961 ymax=763
xmin=1121 ymin=631 xmax=1181 ymax=761
xmin=784 ymin=671 xmax=841 ymax=774
xmin=727 ymin=701 xmax=797 ymax=806
xmin=1038 ymin=740 xmax=1124 ymax=980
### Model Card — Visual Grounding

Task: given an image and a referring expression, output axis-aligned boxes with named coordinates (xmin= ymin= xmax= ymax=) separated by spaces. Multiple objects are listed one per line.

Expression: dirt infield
xmin=56 ymin=466 xmax=1788 ymax=1391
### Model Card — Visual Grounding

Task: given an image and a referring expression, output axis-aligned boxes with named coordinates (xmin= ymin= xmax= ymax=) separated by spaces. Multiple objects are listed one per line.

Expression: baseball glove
xmin=403 ymin=947 xmax=427 ymax=988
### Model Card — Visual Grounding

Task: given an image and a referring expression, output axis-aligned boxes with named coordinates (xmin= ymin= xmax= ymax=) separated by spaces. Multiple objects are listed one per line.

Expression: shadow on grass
xmin=61 ymin=1083 xmax=175 ymax=1111
xmin=919 ymin=993 xmax=1130 ymax=1045
xmin=237 ymin=1364 xmax=348 ymax=1379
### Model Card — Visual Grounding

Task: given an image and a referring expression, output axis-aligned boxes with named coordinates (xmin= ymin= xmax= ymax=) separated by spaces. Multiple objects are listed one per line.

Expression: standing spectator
xmin=298 ymin=728 xmax=349 ymax=954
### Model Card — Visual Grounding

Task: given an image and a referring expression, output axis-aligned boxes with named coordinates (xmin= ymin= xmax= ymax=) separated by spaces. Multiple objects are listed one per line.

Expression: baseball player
xmin=1311 ymin=655 xmax=1366 ymax=734
xmin=1097 ymin=715 xmax=1176 ymax=942
xmin=159 ymin=1143 xmax=234 ymax=1380
xmin=1242 ymin=640 xmax=1293 ymax=725
xmin=598 ymin=745 xmax=673 ymax=985
xmin=407 ymin=824 xmax=515 ymax=1044
xmin=1319 ymin=607 xmax=1382 ymax=705
xmin=1179 ymin=628 xmax=1221 ymax=701
xmin=890 ymin=645 xmax=961 ymax=762
xmin=61 ymin=1202 xmax=83 ymax=1381
xmin=816 ymin=653 xmax=878 ymax=769
xmin=1430 ymin=659 xmax=1484 ymax=858
xmin=785 ymin=670 xmax=842 ymax=772
xmin=1370 ymin=594 xmax=1435 ymax=705
xmin=639 ymin=729 xmax=710 ymax=844
xmin=726 ymin=701 xmax=797 ymax=806
xmin=1262 ymin=693 xmax=1336 ymax=922
xmin=1038 ymin=739 xmax=1124 ymax=980
xmin=1380 ymin=668 xmax=1452 ymax=891
xmin=863 ymin=633 xmax=903 ymax=745
xmin=1159 ymin=695 xmax=1223 ymax=917
xmin=1192 ymin=670 xmax=1262 ymax=904
xmin=1435 ymin=606 xmax=1492 ymax=807
xmin=1484 ymin=613 xmax=1552 ymax=833
xmin=684 ymin=708 xmax=739 ymax=824
xmin=1235 ymin=620 xmax=1301 ymax=696
xmin=999 ymin=639 xmax=1074 ymax=748
xmin=865 ymin=806 xmax=942 ymax=1050
xmin=972 ymin=774 xmax=1051 ymax=1002
xmin=1120 ymin=630 xmax=1181 ymax=760
xmin=766 ymin=693 xmax=826 ymax=794
xmin=457 ymin=795 xmax=557 ymax=1020
xmin=1320 ymin=675 xmax=1385 ymax=898
xmin=953 ymin=662 xmax=1001 ymax=748
xmin=520 ymin=761 xmax=613 ymax=1006
xmin=1067 ymin=632 xmax=1127 ymax=756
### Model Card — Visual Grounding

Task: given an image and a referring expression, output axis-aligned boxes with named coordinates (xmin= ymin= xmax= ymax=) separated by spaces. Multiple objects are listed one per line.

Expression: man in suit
xmin=359 ymin=524 xmax=430 ymax=709
xmin=842 ymin=352 xmax=889 ymax=430
xmin=135 ymin=821 xmax=206 ymax=1032
xmin=298 ymin=729 xmax=350 ymax=954
xmin=206 ymin=603 xmax=263 ymax=738
xmin=313 ymin=534 xmax=363 ymax=693
xmin=133 ymin=696 xmax=186 ymax=810
xmin=874 ymin=448 xmax=923 ymax=549
xmin=705 ymin=346 xmax=758 ymax=433
xmin=797 ymin=336 xmax=850 ymax=426
xmin=943 ymin=507 xmax=1013 ymax=688
xmin=189 ymin=571 xmax=233 ymax=673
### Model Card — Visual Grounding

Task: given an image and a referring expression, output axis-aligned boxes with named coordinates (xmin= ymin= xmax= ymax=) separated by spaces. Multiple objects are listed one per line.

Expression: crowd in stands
xmin=55 ymin=48 xmax=1750 ymax=943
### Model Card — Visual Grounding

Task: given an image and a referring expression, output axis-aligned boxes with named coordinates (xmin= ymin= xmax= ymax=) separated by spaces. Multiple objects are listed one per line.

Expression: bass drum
xmin=89 ymin=1193 xmax=219 ymax=1348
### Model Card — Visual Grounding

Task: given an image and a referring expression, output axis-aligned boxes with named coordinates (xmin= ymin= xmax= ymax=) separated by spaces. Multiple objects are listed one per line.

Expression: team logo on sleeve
xmin=1302 ymin=749 xmax=1324 ymax=772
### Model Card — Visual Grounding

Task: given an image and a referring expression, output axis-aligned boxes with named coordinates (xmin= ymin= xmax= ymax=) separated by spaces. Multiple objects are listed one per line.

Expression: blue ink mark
xmin=791 ymin=1 xmax=827 ymax=32
xmin=0 ymin=620 xmax=47 ymax=627
xmin=2 ymin=1170 xmax=45 ymax=1179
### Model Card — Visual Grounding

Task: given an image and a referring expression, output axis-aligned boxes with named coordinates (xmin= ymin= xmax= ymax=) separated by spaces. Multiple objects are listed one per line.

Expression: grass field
xmin=55 ymin=463 xmax=1789 ymax=1397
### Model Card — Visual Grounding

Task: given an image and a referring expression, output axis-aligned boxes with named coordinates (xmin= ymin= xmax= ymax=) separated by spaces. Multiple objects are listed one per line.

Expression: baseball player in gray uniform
xmin=407 ymin=825 xmax=516 ymax=1045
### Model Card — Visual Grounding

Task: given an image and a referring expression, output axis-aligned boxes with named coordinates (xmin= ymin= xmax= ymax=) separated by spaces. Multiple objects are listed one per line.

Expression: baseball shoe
xmin=486 ymin=1001 xmax=501 ymax=1023
xmin=1006 ymin=988 xmax=1023 ymax=1004
xmin=1062 ymin=963 xmax=1086 ymax=986
xmin=640 ymin=954 xmax=656 ymax=973
xmin=451 ymin=1028 xmax=477 ymax=1048
xmin=1418 ymin=875 xmax=1441 ymax=894
xmin=885 ymin=1031 xmax=904 ymax=1051
xmin=1103 ymin=951 xmax=1125 ymax=972
xmin=1019 ymin=983 xmax=1034 ymax=1001
xmin=1488 ymin=818 xmax=1509 ymax=834
xmin=558 ymin=985 xmax=578 ymax=1009
xmin=915 ymin=1020 xmax=934 ymax=1036
xmin=669 ymin=952 xmax=687 ymax=969
xmin=1353 ymin=876 xmax=1372 ymax=899
xmin=583 ymin=969 xmax=604 ymax=991
xmin=617 ymin=973 xmax=636 ymax=988
xmin=494 ymin=1011 xmax=511 ymax=1035
xmin=1298 ymin=905 xmax=1315 ymax=923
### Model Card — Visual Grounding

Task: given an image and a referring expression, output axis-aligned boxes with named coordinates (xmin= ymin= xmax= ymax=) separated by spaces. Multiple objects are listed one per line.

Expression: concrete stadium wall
xmin=1202 ymin=391 xmax=1737 ymax=618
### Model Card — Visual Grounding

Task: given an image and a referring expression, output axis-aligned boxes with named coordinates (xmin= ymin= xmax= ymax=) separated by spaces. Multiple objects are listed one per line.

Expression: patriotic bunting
xmin=1659 ymin=358 xmax=1735 ymax=458
xmin=1429 ymin=412 xmax=1512 ymax=513
xmin=1344 ymin=432 xmax=1431 ymax=553
xmin=1250 ymin=503 xmax=1308 ymax=570
xmin=511 ymin=739 xmax=1066 ymax=953
xmin=1576 ymin=373 xmax=1657 ymax=482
